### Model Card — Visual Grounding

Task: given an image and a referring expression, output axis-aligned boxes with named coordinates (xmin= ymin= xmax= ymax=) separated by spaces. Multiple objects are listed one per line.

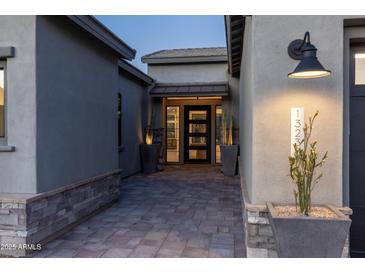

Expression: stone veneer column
xmin=243 ymin=202 xmax=352 ymax=258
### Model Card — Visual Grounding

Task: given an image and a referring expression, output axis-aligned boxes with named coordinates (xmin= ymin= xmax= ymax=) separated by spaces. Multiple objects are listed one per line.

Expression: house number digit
xmin=291 ymin=107 xmax=304 ymax=156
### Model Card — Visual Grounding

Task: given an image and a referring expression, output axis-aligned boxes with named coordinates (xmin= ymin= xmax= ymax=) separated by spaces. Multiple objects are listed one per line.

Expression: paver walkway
xmin=31 ymin=165 xmax=246 ymax=258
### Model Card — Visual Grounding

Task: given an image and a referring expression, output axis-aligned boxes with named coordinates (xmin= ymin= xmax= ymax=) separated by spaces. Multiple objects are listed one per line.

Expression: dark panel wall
xmin=36 ymin=16 xmax=120 ymax=192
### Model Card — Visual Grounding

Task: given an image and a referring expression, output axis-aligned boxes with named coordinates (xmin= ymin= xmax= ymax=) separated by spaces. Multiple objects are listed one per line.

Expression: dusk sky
xmin=96 ymin=16 xmax=226 ymax=72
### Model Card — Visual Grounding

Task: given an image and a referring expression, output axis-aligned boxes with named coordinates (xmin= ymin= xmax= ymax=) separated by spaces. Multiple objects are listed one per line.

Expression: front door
xmin=350 ymin=44 xmax=365 ymax=257
xmin=184 ymin=105 xmax=211 ymax=163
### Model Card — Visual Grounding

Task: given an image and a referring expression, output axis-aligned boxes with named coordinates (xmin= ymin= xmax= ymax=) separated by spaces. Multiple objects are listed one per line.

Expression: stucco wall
xmin=239 ymin=16 xmax=254 ymax=200
xmin=148 ymin=63 xmax=228 ymax=83
xmin=35 ymin=16 xmax=120 ymax=192
xmin=242 ymin=16 xmax=345 ymax=206
xmin=0 ymin=16 xmax=37 ymax=193
xmin=118 ymin=72 xmax=148 ymax=177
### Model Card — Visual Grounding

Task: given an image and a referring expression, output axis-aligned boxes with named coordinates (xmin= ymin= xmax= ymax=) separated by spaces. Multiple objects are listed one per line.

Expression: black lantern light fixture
xmin=287 ymin=31 xmax=331 ymax=79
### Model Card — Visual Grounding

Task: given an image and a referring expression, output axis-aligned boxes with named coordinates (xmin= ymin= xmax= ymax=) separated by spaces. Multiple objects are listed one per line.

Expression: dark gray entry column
xmin=350 ymin=44 xmax=365 ymax=257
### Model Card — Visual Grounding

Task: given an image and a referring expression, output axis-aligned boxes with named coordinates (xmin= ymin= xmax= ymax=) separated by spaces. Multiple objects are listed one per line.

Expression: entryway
xmin=349 ymin=44 xmax=365 ymax=257
xmin=165 ymin=97 xmax=223 ymax=165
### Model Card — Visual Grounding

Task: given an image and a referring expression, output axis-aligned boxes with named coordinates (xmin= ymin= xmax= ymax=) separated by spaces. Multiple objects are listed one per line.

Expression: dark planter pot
xmin=267 ymin=202 xmax=351 ymax=258
xmin=220 ymin=144 xmax=238 ymax=177
xmin=140 ymin=144 xmax=161 ymax=174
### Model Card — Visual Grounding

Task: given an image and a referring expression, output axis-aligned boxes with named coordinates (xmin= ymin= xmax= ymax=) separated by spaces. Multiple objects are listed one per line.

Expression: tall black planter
xmin=140 ymin=144 xmax=161 ymax=174
xmin=220 ymin=144 xmax=238 ymax=176
xmin=267 ymin=202 xmax=351 ymax=258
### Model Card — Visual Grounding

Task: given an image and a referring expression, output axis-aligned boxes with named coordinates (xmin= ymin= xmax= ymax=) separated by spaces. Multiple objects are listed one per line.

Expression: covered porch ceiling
xmin=149 ymin=82 xmax=229 ymax=97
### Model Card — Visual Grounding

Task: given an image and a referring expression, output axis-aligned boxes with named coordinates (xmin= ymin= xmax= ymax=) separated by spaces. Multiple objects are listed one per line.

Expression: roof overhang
xmin=67 ymin=16 xmax=136 ymax=61
xmin=142 ymin=55 xmax=227 ymax=65
xmin=118 ymin=60 xmax=154 ymax=85
xmin=225 ymin=15 xmax=245 ymax=78
xmin=344 ymin=17 xmax=365 ymax=27
xmin=149 ymin=82 xmax=229 ymax=97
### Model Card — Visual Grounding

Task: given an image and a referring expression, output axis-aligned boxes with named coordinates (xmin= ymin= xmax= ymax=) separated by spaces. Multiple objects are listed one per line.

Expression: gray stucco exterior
xmin=148 ymin=63 xmax=228 ymax=83
xmin=238 ymin=16 xmax=349 ymax=207
xmin=0 ymin=16 xmax=153 ymax=255
xmin=36 ymin=16 xmax=120 ymax=192
xmin=0 ymin=16 xmax=37 ymax=193
xmin=0 ymin=16 xmax=150 ymax=194
xmin=118 ymin=69 xmax=150 ymax=178
xmin=225 ymin=15 xmax=361 ymax=258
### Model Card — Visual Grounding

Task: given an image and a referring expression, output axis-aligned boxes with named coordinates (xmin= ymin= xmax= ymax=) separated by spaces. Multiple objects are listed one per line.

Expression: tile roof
xmin=142 ymin=47 xmax=228 ymax=64
xmin=149 ymin=82 xmax=229 ymax=97
xmin=143 ymin=47 xmax=227 ymax=59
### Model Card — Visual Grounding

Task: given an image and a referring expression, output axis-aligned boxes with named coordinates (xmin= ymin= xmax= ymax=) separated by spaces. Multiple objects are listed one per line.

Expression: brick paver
xmin=31 ymin=165 xmax=246 ymax=258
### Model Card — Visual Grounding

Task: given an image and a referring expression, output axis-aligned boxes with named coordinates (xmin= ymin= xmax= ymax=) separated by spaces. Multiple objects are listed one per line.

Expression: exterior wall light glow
xmin=145 ymin=126 xmax=153 ymax=145
xmin=288 ymin=31 xmax=331 ymax=79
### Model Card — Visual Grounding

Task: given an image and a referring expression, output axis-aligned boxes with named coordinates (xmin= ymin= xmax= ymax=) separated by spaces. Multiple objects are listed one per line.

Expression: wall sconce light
xmin=288 ymin=31 xmax=331 ymax=79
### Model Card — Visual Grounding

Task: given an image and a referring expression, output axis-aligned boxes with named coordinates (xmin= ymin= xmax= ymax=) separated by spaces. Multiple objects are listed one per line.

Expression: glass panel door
xmin=166 ymin=106 xmax=180 ymax=162
xmin=184 ymin=105 xmax=211 ymax=163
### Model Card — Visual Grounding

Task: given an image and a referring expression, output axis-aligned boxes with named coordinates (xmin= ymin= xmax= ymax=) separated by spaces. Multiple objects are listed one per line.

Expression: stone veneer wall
xmin=0 ymin=170 xmax=121 ymax=257
xmin=243 ymin=202 xmax=352 ymax=258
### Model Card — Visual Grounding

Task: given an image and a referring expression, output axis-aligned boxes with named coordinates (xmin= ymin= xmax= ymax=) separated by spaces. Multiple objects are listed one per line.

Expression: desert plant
xmin=222 ymin=113 xmax=234 ymax=145
xmin=289 ymin=111 xmax=328 ymax=216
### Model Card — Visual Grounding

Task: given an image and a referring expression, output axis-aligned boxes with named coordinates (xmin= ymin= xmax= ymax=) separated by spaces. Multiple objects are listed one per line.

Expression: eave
xmin=118 ymin=60 xmax=154 ymax=86
xmin=225 ymin=15 xmax=245 ymax=78
xmin=67 ymin=16 xmax=136 ymax=61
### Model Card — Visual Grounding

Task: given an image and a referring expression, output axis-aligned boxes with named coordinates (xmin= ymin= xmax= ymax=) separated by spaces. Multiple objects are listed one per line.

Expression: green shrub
xmin=289 ymin=111 xmax=328 ymax=215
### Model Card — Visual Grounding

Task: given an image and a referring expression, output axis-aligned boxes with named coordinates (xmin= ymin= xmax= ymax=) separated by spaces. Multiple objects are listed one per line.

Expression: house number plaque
xmin=291 ymin=107 xmax=304 ymax=156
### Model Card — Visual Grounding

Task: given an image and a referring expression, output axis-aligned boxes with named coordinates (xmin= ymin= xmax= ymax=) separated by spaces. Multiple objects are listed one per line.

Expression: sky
xmin=96 ymin=16 xmax=226 ymax=72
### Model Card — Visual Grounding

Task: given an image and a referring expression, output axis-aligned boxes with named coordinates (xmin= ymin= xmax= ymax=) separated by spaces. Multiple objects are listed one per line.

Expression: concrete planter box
xmin=267 ymin=202 xmax=351 ymax=258
xmin=140 ymin=144 xmax=161 ymax=174
xmin=220 ymin=144 xmax=238 ymax=176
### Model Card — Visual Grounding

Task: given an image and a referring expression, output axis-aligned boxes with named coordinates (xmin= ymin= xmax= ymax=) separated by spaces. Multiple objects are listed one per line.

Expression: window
xmin=166 ymin=106 xmax=180 ymax=162
xmin=0 ymin=64 xmax=5 ymax=138
xmin=215 ymin=106 xmax=223 ymax=163
xmin=355 ymin=53 xmax=365 ymax=85
xmin=118 ymin=93 xmax=122 ymax=148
